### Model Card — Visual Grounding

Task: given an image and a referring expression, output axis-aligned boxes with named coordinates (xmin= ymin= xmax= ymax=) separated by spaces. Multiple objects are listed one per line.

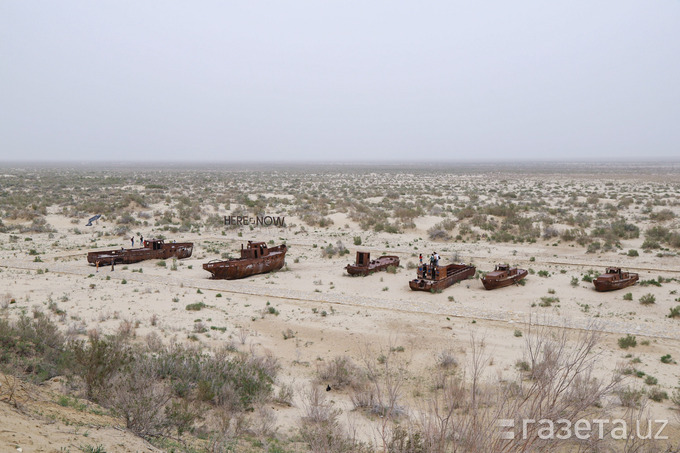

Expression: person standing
xmin=419 ymin=253 xmax=423 ymax=264
xmin=131 ymin=236 xmax=134 ymax=247
xmin=140 ymin=235 xmax=144 ymax=246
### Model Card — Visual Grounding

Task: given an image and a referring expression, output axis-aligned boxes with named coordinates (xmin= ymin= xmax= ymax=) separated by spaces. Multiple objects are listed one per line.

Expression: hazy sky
xmin=1 ymin=1 xmax=679 ymax=162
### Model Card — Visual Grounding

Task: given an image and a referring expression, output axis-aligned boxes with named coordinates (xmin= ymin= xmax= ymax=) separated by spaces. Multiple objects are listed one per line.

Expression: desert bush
xmin=650 ymin=209 xmax=675 ymax=221
xmin=109 ymin=353 xmax=172 ymax=436
xmin=623 ymin=292 xmax=633 ymax=301
xmin=71 ymin=332 xmax=131 ymax=402
xmin=317 ymin=355 xmax=364 ymax=390
xmin=322 ymin=240 xmax=349 ymax=258
xmin=436 ymin=350 xmax=458 ymax=369
xmin=639 ymin=293 xmax=656 ymax=305
xmin=298 ymin=385 xmax=367 ymax=453
xmin=0 ymin=312 xmax=70 ymax=382
xmin=186 ymin=302 xmax=206 ymax=311
xmin=618 ymin=334 xmax=637 ymax=349
xmin=668 ymin=306 xmax=680 ymax=319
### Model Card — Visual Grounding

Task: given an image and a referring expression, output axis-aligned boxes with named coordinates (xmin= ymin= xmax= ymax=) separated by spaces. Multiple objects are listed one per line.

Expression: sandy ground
xmin=1 ymin=172 xmax=680 ymax=451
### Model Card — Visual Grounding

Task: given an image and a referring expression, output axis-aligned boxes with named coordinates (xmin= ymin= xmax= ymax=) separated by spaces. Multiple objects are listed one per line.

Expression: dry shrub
xmin=299 ymin=385 xmax=368 ymax=453
xmin=397 ymin=324 xmax=630 ymax=453
xmin=317 ymin=355 xmax=364 ymax=390
xmin=109 ymin=354 xmax=172 ymax=436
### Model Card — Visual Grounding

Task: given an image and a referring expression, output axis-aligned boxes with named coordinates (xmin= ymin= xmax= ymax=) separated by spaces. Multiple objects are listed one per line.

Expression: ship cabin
xmin=495 ymin=264 xmax=510 ymax=272
xmin=143 ymin=239 xmax=165 ymax=250
xmin=604 ymin=267 xmax=623 ymax=276
xmin=418 ymin=264 xmax=443 ymax=281
xmin=241 ymin=241 xmax=269 ymax=259
xmin=355 ymin=251 xmax=370 ymax=266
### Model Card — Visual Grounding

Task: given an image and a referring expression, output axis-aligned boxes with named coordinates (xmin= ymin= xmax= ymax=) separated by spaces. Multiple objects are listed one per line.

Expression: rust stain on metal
xmin=593 ymin=267 xmax=639 ymax=292
xmin=203 ymin=241 xmax=287 ymax=280
xmin=345 ymin=251 xmax=399 ymax=276
xmin=409 ymin=262 xmax=475 ymax=292
xmin=481 ymin=264 xmax=528 ymax=290
xmin=87 ymin=239 xmax=193 ymax=265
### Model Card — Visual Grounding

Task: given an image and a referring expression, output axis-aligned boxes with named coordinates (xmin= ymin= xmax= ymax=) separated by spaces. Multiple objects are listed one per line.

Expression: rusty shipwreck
xmin=593 ymin=267 xmax=639 ymax=292
xmin=345 ymin=252 xmax=399 ymax=276
xmin=409 ymin=262 xmax=476 ymax=292
xmin=203 ymin=241 xmax=287 ymax=280
xmin=481 ymin=264 xmax=528 ymax=290
xmin=87 ymin=239 xmax=193 ymax=266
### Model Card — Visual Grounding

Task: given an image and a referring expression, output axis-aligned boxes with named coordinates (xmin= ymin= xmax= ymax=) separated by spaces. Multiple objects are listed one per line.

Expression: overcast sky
xmin=1 ymin=1 xmax=679 ymax=162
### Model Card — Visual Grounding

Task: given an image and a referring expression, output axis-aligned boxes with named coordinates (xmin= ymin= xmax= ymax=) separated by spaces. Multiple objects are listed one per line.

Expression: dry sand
xmin=1 ymin=165 xmax=680 ymax=451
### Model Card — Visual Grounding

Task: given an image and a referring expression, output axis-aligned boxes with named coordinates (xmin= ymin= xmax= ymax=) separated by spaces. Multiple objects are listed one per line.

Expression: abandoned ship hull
xmin=87 ymin=243 xmax=193 ymax=266
xmin=409 ymin=265 xmax=476 ymax=292
xmin=346 ymin=256 xmax=399 ymax=276
xmin=481 ymin=269 xmax=528 ymax=290
xmin=203 ymin=246 xmax=287 ymax=279
xmin=593 ymin=276 xmax=639 ymax=292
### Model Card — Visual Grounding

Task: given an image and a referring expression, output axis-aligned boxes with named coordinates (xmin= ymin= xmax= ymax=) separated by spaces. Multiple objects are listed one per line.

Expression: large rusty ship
xmin=409 ymin=262 xmax=476 ymax=292
xmin=203 ymin=241 xmax=287 ymax=280
xmin=481 ymin=264 xmax=528 ymax=290
xmin=345 ymin=252 xmax=399 ymax=276
xmin=593 ymin=267 xmax=639 ymax=292
xmin=87 ymin=239 xmax=193 ymax=266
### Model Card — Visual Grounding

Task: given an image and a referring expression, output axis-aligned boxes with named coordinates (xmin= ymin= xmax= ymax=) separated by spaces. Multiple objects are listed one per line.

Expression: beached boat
xmin=87 ymin=239 xmax=193 ymax=266
xmin=481 ymin=264 xmax=528 ymax=290
xmin=203 ymin=241 xmax=287 ymax=280
xmin=409 ymin=263 xmax=476 ymax=292
xmin=345 ymin=252 xmax=399 ymax=276
xmin=593 ymin=267 xmax=639 ymax=292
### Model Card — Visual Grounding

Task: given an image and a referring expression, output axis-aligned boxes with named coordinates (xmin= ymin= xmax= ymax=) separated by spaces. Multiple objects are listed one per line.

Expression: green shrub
xmin=71 ymin=333 xmax=130 ymax=402
xmin=668 ymin=306 xmax=680 ymax=319
xmin=353 ymin=236 xmax=362 ymax=246
xmin=618 ymin=334 xmax=637 ymax=349
xmin=661 ymin=354 xmax=676 ymax=364
xmin=639 ymin=293 xmax=656 ymax=305
xmin=185 ymin=302 xmax=206 ymax=311
xmin=627 ymin=249 xmax=639 ymax=257
xmin=623 ymin=292 xmax=633 ymax=301
xmin=538 ymin=296 xmax=559 ymax=307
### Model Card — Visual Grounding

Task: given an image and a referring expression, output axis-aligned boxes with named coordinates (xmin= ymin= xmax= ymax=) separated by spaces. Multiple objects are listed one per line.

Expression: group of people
xmin=130 ymin=235 xmax=144 ymax=247
xmin=419 ymin=252 xmax=440 ymax=267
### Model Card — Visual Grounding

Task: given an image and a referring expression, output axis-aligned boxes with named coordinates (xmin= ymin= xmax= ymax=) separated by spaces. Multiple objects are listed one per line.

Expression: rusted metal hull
xmin=594 ymin=274 xmax=639 ymax=291
xmin=87 ymin=243 xmax=193 ymax=265
xmin=409 ymin=264 xmax=476 ymax=292
xmin=203 ymin=244 xmax=287 ymax=279
xmin=346 ymin=255 xmax=399 ymax=276
xmin=481 ymin=268 xmax=528 ymax=290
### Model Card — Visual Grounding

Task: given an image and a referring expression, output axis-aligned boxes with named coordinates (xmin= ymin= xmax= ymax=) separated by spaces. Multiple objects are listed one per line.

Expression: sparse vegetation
xmin=618 ymin=334 xmax=637 ymax=349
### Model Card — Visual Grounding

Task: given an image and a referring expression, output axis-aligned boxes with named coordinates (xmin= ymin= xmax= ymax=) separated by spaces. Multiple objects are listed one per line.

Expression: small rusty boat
xmin=593 ymin=267 xmax=639 ymax=292
xmin=345 ymin=252 xmax=399 ymax=276
xmin=203 ymin=241 xmax=287 ymax=280
xmin=409 ymin=262 xmax=476 ymax=292
xmin=481 ymin=264 xmax=528 ymax=290
xmin=87 ymin=239 xmax=193 ymax=266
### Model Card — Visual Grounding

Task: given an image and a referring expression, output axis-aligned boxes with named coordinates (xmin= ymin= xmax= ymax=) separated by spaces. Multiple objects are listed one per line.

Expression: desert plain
xmin=1 ymin=162 xmax=680 ymax=453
